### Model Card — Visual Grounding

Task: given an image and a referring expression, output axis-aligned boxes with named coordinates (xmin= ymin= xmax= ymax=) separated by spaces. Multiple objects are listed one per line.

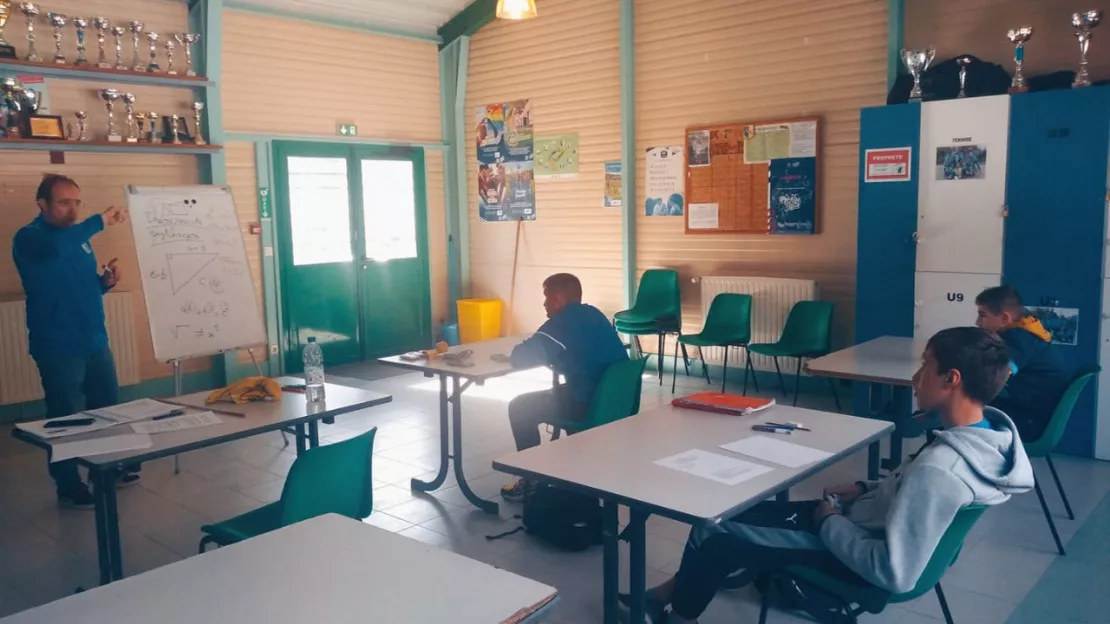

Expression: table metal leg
xmin=868 ymin=441 xmax=881 ymax=480
xmin=411 ymin=375 xmax=450 ymax=493
xmin=308 ymin=420 xmax=320 ymax=449
xmin=628 ymin=508 xmax=649 ymax=624
xmin=104 ymin=471 xmax=123 ymax=582
xmin=602 ymin=500 xmax=620 ymax=624
xmin=91 ymin=470 xmax=113 ymax=585
xmin=449 ymin=375 xmax=499 ymax=514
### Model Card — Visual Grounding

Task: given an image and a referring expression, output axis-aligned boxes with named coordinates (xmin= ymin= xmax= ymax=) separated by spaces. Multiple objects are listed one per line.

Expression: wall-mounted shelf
xmin=0 ymin=59 xmax=212 ymax=88
xmin=0 ymin=138 xmax=222 ymax=154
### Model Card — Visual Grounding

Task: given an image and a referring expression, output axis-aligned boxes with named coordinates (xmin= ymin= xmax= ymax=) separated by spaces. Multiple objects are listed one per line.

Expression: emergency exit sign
xmin=337 ymin=123 xmax=359 ymax=137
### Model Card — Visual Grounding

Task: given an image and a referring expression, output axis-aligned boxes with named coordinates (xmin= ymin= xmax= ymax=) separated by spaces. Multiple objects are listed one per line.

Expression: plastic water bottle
xmin=303 ymin=337 xmax=326 ymax=403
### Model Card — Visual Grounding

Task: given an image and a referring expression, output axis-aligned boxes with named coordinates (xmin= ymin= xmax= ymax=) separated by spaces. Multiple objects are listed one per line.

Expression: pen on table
xmin=765 ymin=421 xmax=811 ymax=432
xmin=752 ymin=425 xmax=792 ymax=434
xmin=152 ymin=409 xmax=186 ymax=421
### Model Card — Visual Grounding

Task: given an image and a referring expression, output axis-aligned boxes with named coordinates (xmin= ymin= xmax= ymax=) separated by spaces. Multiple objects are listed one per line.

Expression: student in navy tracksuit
xmin=12 ymin=175 xmax=134 ymax=509
xmin=500 ymin=273 xmax=627 ymax=501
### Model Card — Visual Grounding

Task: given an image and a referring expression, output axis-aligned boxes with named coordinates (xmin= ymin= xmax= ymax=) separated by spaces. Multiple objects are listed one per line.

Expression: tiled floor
xmin=1 ymin=365 xmax=1108 ymax=623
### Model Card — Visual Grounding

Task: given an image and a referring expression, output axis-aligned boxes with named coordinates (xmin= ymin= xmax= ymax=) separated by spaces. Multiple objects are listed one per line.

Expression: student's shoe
xmin=499 ymin=478 xmax=533 ymax=502
xmin=57 ymin=483 xmax=95 ymax=510
xmin=116 ymin=471 xmax=141 ymax=488
xmin=617 ymin=592 xmax=668 ymax=624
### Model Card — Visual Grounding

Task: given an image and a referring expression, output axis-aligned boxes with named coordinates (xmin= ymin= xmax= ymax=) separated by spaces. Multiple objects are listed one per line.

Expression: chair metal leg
xmin=792 ymin=357 xmax=803 ymax=406
xmin=934 ymin=584 xmax=955 ymax=624
xmin=656 ymin=333 xmax=665 ymax=385
xmin=745 ymin=346 xmax=759 ymax=392
xmin=550 ymin=426 xmax=562 ymax=441
xmin=1033 ymin=472 xmax=1067 ymax=555
xmin=173 ymin=455 xmax=180 ymax=475
xmin=772 ymin=357 xmax=788 ymax=397
xmin=722 ymin=346 xmax=730 ymax=393
xmin=633 ymin=335 xmax=643 ymax=358
xmin=1045 ymin=455 xmax=1074 ymax=520
xmin=827 ymin=378 xmax=842 ymax=411
xmin=679 ymin=342 xmax=691 ymax=377
xmin=280 ymin=430 xmax=289 ymax=448
xmin=671 ymin=337 xmax=680 ymax=394
xmin=699 ymin=348 xmax=711 ymax=385
xmin=757 ymin=579 xmax=770 ymax=624
xmin=198 ymin=536 xmax=217 ymax=554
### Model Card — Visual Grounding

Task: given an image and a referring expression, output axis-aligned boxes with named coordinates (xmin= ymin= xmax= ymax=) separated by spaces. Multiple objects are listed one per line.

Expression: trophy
xmin=956 ymin=56 xmax=972 ymax=98
xmin=174 ymin=32 xmax=200 ymax=76
xmin=18 ymin=2 xmax=39 ymax=62
xmin=147 ymin=110 xmax=159 ymax=142
xmin=121 ymin=92 xmax=137 ymax=142
xmin=74 ymin=110 xmax=89 ymax=141
xmin=92 ymin=17 xmax=109 ymax=67
xmin=0 ymin=0 xmax=16 ymax=59
xmin=0 ymin=76 xmax=22 ymax=138
xmin=192 ymin=101 xmax=205 ymax=145
xmin=168 ymin=113 xmax=182 ymax=144
xmin=134 ymin=113 xmax=144 ymax=142
xmin=99 ymin=88 xmax=121 ymax=142
xmin=1071 ymin=10 xmax=1103 ymax=88
xmin=110 ymin=25 xmax=124 ymax=69
xmin=1006 ymin=27 xmax=1033 ymax=93
xmin=72 ymin=17 xmax=88 ymax=64
xmin=164 ymin=38 xmax=176 ymax=74
xmin=901 ymin=47 xmax=935 ymax=102
xmin=145 ymin=31 xmax=159 ymax=71
xmin=127 ymin=20 xmax=143 ymax=71
xmin=46 ymin=12 xmax=64 ymax=64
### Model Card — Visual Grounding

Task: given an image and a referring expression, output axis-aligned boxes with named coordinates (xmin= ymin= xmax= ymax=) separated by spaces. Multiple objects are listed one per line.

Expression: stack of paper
xmin=654 ymin=449 xmax=774 ymax=486
xmin=50 ymin=434 xmax=153 ymax=463
xmin=87 ymin=398 xmax=182 ymax=423
xmin=131 ymin=411 xmax=222 ymax=434
xmin=719 ymin=436 xmax=832 ymax=468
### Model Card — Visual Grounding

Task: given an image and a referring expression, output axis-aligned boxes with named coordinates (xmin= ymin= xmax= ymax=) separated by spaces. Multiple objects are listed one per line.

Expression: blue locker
xmin=1004 ymin=86 xmax=1110 ymax=457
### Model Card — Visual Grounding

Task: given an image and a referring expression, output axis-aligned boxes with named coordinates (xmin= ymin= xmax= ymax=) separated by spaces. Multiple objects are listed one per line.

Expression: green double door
xmin=273 ymin=142 xmax=432 ymax=372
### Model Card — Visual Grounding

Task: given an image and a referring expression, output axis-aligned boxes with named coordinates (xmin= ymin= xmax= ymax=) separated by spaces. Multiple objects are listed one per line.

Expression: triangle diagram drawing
xmin=166 ymin=253 xmax=219 ymax=294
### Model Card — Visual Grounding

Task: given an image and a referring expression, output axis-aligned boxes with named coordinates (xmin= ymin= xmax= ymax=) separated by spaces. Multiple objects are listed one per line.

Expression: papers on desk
xmin=654 ymin=449 xmax=774 ymax=486
xmin=720 ymin=436 xmax=833 ymax=468
xmin=87 ymin=398 xmax=181 ymax=423
xmin=130 ymin=411 xmax=222 ymax=434
xmin=50 ymin=434 xmax=153 ymax=462
xmin=15 ymin=415 xmax=119 ymax=440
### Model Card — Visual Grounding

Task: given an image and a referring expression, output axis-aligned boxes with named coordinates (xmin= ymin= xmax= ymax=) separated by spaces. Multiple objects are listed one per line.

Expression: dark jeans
xmin=35 ymin=348 xmax=120 ymax=492
xmin=508 ymin=386 xmax=589 ymax=452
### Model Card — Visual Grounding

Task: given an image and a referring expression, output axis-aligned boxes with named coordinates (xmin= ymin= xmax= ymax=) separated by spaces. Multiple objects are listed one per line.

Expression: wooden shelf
xmin=0 ymin=137 xmax=222 ymax=154
xmin=0 ymin=58 xmax=212 ymax=88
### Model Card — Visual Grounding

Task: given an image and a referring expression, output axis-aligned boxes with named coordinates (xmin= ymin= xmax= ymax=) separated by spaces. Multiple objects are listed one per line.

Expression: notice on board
xmin=864 ymin=147 xmax=912 ymax=183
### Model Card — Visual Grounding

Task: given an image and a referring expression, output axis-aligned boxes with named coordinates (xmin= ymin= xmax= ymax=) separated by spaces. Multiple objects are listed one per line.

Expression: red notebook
xmin=672 ymin=392 xmax=775 ymax=416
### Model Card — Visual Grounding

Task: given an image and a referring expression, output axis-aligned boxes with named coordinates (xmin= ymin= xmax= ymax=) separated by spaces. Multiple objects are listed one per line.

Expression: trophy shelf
xmin=0 ymin=138 xmax=222 ymax=154
xmin=0 ymin=59 xmax=212 ymax=88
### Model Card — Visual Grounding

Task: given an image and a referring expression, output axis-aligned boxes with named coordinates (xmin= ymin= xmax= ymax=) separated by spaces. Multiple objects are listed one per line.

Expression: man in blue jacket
xmin=13 ymin=174 xmax=132 ymax=509
xmin=500 ymin=273 xmax=627 ymax=501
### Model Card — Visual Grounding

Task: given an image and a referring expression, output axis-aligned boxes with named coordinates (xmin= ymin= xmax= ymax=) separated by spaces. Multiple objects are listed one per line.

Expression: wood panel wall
xmin=464 ymin=0 xmax=623 ymax=334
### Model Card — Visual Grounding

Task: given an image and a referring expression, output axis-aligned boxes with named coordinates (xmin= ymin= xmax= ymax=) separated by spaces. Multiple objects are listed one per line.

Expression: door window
xmin=288 ymin=156 xmax=353 ymax=266
xmin=360 ymin=159 xmax=417 ymax=261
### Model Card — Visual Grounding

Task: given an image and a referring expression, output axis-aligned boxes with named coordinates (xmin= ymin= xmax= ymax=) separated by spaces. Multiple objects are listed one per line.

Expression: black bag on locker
xmin=887 ymin=54 xmax=1010 ymax=104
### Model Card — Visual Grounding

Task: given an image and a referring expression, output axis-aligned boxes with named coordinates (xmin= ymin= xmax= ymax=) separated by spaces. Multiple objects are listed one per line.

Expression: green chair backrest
xmin=701 ymin=293 xmax=753 ymax=345
xmin=631 ymin=269 xmax=680 ymax=319
xmin=279 ymin=427 xmax=377 ymax=526
xmin=583 ymin=358 xmax=648 ymax=428
xmin=890 ymin=505 xmax=987 ymax=603
xmin=1024 ymin=366 xmax=1101 ymax=457
xmin=777 ymin=300 xmax=834 ymax=356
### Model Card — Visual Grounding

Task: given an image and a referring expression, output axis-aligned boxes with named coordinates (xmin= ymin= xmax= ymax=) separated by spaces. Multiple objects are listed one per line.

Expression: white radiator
xmin=697 ymin=276 xmax=818 ymax=371
xmin=0 ymin=291 xmax=142 ymax=405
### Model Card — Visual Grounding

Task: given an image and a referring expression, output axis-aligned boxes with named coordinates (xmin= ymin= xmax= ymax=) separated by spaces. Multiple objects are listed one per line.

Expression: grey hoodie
xmin=819 ymin=407 xmax=1034 ymax=594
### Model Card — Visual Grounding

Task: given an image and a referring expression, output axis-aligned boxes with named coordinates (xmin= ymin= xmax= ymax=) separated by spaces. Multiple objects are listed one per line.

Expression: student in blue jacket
xmin=13 ymin=175 xmax=134 ymax=509
xmin=500 ymin=273 xmax=627 ymax=501
xmin=623 ymin=327 xmax=1033 ymax=623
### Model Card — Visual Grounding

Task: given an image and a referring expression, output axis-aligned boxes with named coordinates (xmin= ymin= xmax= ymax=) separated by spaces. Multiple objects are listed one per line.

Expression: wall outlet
xmin=269 ymin=344 xmax=279 ymax=355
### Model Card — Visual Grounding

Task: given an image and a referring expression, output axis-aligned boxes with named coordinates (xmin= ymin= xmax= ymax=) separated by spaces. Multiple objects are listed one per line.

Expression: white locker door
xmin=914 ymin=272 xmax=1000 ymax=341
xmin=916 ymin=96 xmax=1010 ymax=275
xmin=1096 ymin=280 xmax=1110 ymax=460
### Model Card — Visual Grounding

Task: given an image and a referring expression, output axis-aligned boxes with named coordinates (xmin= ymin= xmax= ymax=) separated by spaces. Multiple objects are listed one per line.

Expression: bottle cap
xmin=307 ymin=337 xmax=317 ymax=343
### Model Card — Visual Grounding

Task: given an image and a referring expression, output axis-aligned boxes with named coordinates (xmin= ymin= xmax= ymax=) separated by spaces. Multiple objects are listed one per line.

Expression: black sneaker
xmin=57 ymin=483 xmax=95 ymax=510
xmin=117 ymin=471 xmax=141 ymax=488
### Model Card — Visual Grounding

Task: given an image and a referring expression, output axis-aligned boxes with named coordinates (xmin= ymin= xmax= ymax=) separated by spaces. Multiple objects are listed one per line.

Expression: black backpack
xmin=488 ymin=484 xmax=603 ymax=552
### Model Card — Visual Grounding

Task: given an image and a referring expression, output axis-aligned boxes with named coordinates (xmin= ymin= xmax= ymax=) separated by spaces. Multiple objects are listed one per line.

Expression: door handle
xmin=911 ymin=231 xmax=921 ymax=244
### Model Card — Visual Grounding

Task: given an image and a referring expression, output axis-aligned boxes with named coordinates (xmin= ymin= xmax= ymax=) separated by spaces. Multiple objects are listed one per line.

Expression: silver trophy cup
xmin=121 ymin=92 xmax=137 ymax=142
xmin=164 ymin=38 xmax=176 ymax=74
xmin=1006 ymin=27 xmax=1033 ymax=93
xmin=127 ymin=20 xmax=143 ymax=71
xmin=92 ymin=17 xmax=110 ymax=67
xmin=145 ymin=31 xmax=159 ymax=71
xmin=956 ymin=56 xmax=972 ymax=98
xmin=99 ymin=87 xmax=121 ymax=141
xmin=110 ymin=25 xmax=125 ymax=70
xmin=1071 ymin=10 xmax=1103 ymax=88
xmin=192 ymin=101 xmax=206 ymax=145
xmin=45 ymin=11 xmax=65 ymax=64
xmin=18 ymin=2 xmax=40 ymax=63
xmin=72 ymin=17 xmax=88 ymax=65
xmin=174 ymin=32 xmax=200 ymax=76
xmin=901 ymin=47 xmax=936 ymax=102
xmin=74 ymin=110 xmax=89 ymax=141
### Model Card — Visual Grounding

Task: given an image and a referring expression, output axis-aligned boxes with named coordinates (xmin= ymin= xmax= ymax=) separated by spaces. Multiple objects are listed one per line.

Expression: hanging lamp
xmin=496 ymin=0 xmax=538 ymax=20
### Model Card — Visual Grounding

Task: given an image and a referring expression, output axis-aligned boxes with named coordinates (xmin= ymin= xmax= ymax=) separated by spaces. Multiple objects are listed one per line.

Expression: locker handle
xmin=911 ymin=231 xmax=921 ymax=244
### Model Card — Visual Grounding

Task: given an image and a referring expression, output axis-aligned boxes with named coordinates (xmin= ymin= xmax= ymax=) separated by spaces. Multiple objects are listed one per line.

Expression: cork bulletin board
xmin=684 ymin=116 xmax=820 ymax=235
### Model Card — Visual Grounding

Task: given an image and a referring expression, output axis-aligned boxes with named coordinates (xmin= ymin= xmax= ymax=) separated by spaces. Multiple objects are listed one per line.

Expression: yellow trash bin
xmin=457 ymin=298 xmax=503 ymax=344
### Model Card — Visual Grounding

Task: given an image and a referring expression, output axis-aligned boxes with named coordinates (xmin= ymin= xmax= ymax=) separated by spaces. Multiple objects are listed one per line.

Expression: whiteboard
xmin=126 ymin=185 xmax=266 ymax=362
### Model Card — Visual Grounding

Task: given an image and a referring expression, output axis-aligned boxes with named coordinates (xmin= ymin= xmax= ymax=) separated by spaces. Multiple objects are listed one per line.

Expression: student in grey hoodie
xmin=623 ymin=327 xmax=1034 ymax=623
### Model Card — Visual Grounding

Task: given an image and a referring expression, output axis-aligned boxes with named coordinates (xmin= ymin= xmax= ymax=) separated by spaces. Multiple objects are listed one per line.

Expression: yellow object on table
xmin=206 ymin=376 xmax=282 ymax=405
xmin=457 ymin=298 xmax=502 ymax=343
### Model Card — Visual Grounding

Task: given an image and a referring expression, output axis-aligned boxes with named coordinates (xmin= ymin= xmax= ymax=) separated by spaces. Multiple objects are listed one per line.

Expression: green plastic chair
xmin=198 ymin=428 xmax=377 ymax=552
xmin=614 ymin=269 xmax=688 ymax=385
xmin=757 ymin=505 xmax=988 ymax=624
xmin=1023 ymin=366 xmax=1100 ymax=556
xmin=549 ymin=358 xmax=647 ymax=437
xmin=748 ymin=300 xmax=839 ymax=409
xmin=674 ymin=293 xmax=758 ymax=395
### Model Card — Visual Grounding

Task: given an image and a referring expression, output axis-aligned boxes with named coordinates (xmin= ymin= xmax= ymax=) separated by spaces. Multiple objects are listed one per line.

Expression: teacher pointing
xmin=12 ymin=174 xmax=136 ymax=509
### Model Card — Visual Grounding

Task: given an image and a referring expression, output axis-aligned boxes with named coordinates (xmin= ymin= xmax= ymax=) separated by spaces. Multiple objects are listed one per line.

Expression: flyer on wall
xmin=604 ymin=161 xmax=622 ymax=208
xmin=535 ymin=133 xmax=579 ymax=178
xmin=645 ymin=146 xmax=684 ymax=217
xmin=769 ymin=157 xmax=816 ymax=234
xmin=476 ymin=100 xmax=535 ymax=222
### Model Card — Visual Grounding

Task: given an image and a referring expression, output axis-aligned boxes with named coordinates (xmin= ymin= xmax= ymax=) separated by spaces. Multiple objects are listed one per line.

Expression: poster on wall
xmin=645 ymin=146 xmax=684 ymax=217
xmin=935 ymin=144 xmax=987 ymax=180
xmin=687 ymin=130 xmax=710 ymax=167
xmin=864 ymin=147 xmax=912 ymax=183
xmin=769 ymin=157 xmax=817 ymax=234
xmin=535 ymin=133 xmax=579 ymax=178
xmin=604 ymin=161 xmax=622 ymax=208
xmin=1026 ymin=306 xmax=1080 ymax=346
xmin=476 ymin=100 xmax=535 ymax=222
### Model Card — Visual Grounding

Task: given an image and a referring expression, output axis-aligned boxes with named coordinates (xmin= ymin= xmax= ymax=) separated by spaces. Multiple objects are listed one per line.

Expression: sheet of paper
xmin=16 ymin=415 xmax=120 ymax=440
xmin=50 ymin=434 xmax=153 ymax=463
xmin=131 ymin=411 xmax=222 ymax=434
xmin=790 ymin=121 xmax=818 ymax=157
xmin=87 ymin=398 xmax=180 ymax=423
xmin=743 ymin=125 xmax=791 ymax=164
xmin=654 ymin=449 xmax=774 ymax=486
xmin=688 ymin=203 xmax=719 ymax=229
xmin=719 ymin=436 xmax=833 ymax=468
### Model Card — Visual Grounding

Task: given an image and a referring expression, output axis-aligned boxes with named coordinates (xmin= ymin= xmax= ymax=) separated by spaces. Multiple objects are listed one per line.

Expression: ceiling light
xmin=496 ymin=0 xmax=538 ymax=20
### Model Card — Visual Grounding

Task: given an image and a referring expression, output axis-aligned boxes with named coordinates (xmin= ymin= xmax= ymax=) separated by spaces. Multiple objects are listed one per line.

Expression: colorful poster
xmin=769 ymin=157 xmax=816 ymax=234
xmin=535 ymin=133 xmax=579 ymax=178
xmin=742 ymin=123 xmax=791 ymax=164
xmin=645 ymin=146 xmax=684 ymax=217
xmin=476 ymin=99 xmax=535 ymax=221
xmin=604 ymin=161 xmax=622 ymax=208
xmin=687 ymin=130 xmax=710 ymax=167
xmin=1026 ymin=306 xmax=1079 ymax=346
xmin=865 ymin=147 xmax=912 ymax=183
xmin=935 ymin=144 xmax=987 ymax=180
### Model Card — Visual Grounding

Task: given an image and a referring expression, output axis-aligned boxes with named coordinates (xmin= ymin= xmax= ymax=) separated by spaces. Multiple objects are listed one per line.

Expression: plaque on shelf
xmin=26 ymin=114 xmax=65 ymax=139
